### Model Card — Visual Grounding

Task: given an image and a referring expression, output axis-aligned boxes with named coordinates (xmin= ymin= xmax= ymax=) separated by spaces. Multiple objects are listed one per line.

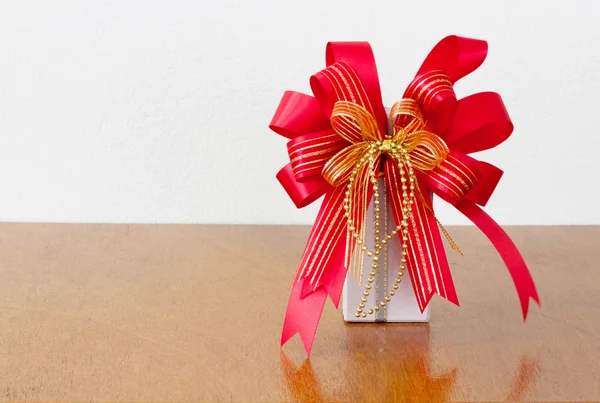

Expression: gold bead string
xmin=342 ymin=139 xmax=416 ymax=319
xmin=375 ymin=178 xmax=381 ymax=320
xmin=382 ymin=174 xmax=388 ymax=319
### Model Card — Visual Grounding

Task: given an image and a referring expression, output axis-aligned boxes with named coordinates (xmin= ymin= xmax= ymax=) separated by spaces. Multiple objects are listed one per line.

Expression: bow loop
xmin=389 ymin=98 xmax=449 ymax=170
xmin=287 ymin=130 xmax=349 ymax=183
xmin=322 ymin=142 xmax=370 ymax=186
xmin=404 ymin=70 xmax=457 ymax=133
xmin=390 ymin=98 xmax=426 ymax=144
xmin=410 ymin=131 xmax=449 ymax=171
xmin=331 ymin=101 xmax=382 ymax=143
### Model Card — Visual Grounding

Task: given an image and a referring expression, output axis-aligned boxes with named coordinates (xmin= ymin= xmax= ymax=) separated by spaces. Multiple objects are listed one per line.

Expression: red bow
xmin=271 ymin=36 xmax=540 ymax=355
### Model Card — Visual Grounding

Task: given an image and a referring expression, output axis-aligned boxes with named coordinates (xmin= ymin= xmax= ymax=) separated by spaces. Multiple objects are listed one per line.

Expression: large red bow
xmin=271 ymin=36 xmax=540 ymax=355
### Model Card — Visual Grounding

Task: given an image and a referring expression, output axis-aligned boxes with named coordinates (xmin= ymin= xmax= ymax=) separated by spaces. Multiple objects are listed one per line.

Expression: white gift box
xmin=342 ymin=178 xmax=431 ymax=322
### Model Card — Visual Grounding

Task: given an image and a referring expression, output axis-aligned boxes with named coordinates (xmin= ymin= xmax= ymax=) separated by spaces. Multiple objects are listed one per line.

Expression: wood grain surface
xmin=0 ymin=223 xmax=597 ymax=402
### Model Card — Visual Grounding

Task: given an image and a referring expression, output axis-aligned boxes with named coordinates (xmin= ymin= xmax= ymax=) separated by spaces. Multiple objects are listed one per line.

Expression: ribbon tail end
xmin=521 ymin=291 xmax=542 ymax=321
xmin=281 ymin=278 xmax=327 ymax=356
xmin=281 ymin=328 xmax=316 ymax=356
xmin=440 ymin=282 xmax=460 ymax=307
xmin=323 ymin=261 xmax=348 ymax=309
xmin=450 ymin=296 xmax=460 ymax=308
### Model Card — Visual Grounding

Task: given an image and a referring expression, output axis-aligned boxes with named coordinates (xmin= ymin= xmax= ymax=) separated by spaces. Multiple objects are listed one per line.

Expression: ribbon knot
xmin=380 ymin=139 xmax=392 ymax=152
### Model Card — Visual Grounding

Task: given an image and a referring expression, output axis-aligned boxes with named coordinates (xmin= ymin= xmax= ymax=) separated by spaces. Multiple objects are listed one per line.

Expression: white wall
xmin=0 ymin=1 xmax=598 ymax=224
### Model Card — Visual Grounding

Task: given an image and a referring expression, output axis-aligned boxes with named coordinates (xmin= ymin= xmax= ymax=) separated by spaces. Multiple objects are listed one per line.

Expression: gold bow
xmin=322 ymin=99 xmax=449 ymax=186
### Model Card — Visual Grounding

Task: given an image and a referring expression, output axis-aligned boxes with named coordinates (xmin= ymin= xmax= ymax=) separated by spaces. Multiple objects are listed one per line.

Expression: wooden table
xmin=0 ymin=224 xmax=597 ymax=401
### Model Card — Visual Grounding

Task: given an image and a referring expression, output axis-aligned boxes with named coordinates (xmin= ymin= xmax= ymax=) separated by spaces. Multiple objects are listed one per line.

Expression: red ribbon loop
xmin=443 ymin=92 xmax=514 ymax=154
xmin=404 ymin=70 xmax=457 ymax=134
xmin=287 ymin=130 xmax=348 ymax=183
xmin=270 ymin=91 xmax=330 ymax=139
xmin=418 ymin=150 xmax=482 ymax=206
xmin=465 ymin=161 xmax=504 ymax=207
xmin=325 ymin=42 xmax=388 ymax=132
xmin=417 ymin=36 xmax=488 ymax=83
xmin=276 ymin=164 xmax=330 ymax=209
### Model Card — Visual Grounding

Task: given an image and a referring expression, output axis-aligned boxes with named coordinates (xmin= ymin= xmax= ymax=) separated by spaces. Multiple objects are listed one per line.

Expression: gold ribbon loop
xmin=390 ymin=99 xmax=449 ymax=170
xmin=409 ymin=131 xmax=449 ymax=170
xmin=390 ymin=98 xmax=426 ymax=143
xmin=322 ymin=142 xmax=369 ymax=186
xmin=331 ymin=101 xmax=382 ymax=143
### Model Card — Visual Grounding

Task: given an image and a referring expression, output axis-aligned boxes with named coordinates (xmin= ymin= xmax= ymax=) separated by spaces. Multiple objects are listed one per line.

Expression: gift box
xmin=272 ymin=36 xmax=540 ymax=355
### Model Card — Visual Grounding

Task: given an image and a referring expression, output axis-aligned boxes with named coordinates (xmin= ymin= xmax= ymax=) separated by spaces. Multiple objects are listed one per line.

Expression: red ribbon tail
xmin=427 ymin=211 xmax=460 ymax=307
xmin=384 ymin=160 xmax=458 ymax=311
xmin=322 ymin=242 xmax=348 ymax=309
xmin=285 ymin=234 xmax=348 ymax=355
xmin=455 ymin=200 xmax=541 ymax=318
xmin=281 ymin=279 xmax=327 ymax=355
